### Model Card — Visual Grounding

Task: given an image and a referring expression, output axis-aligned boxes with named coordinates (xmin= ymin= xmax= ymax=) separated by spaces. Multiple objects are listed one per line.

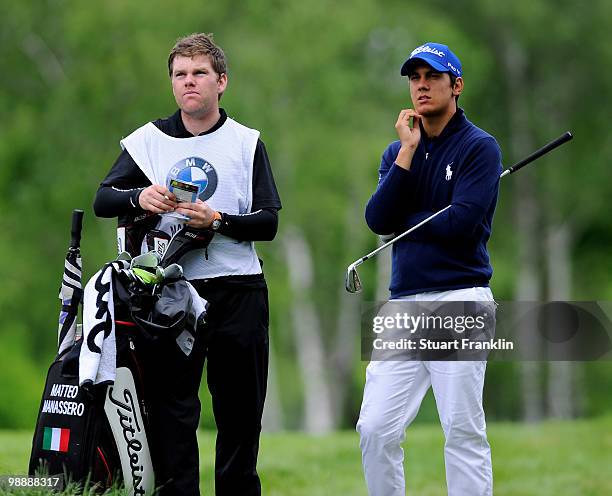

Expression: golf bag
xmin=29 ymin=278 xmax=155 ymax=495
xmin=29 ymin=328 xmax=153 ymax=492
xmin=30 ymin=210 xmax=208 ymax=494
xmin=29 ymin=210 xmax=155 ymax=494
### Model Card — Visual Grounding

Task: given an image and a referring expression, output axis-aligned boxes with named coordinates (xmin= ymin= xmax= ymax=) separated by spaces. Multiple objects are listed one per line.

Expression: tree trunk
xmin=500 ymin=33 xmax=544 ymax=422
xmin=283 ymin=225 xmax=335 ymax=433
xmin=330 ymin=202 xmax=364 ymax=426
xmin=262 ymin=335 xmax=284 ymax=431
xmin=546 ymin=222 xmax=576 ymax=418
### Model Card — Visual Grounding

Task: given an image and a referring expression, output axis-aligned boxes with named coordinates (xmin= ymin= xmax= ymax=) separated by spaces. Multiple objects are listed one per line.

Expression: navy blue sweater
xmin=365 ymin=109 xmax=502 ymax=298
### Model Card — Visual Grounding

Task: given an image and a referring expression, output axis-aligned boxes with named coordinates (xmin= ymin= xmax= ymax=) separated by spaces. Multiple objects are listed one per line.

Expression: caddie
xmin=94 ymin=32 xmax=281 ymax=496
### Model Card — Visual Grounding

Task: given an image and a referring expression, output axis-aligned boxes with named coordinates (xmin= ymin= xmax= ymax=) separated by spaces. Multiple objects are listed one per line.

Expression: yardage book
xmin=169 ymin=179 xmax=200 ymax=203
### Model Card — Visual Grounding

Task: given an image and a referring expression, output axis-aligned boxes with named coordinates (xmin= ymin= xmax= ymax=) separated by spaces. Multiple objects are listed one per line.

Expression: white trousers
xmin=357 ymin=287 xmax=494 ymax=496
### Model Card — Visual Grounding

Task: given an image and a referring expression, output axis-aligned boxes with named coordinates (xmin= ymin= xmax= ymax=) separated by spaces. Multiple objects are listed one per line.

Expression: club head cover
xmin=160 ymin=227 xmax=215 ymax=268
xmin=118 ymin=212 xmax=160 ymax=257
xmin=146 ymin=229 xmax=172 ymax=260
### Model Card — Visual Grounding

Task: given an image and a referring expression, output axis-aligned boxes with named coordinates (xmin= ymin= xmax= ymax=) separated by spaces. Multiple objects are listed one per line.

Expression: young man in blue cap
xmin=357 ymin=42 xmax=501 ymax=496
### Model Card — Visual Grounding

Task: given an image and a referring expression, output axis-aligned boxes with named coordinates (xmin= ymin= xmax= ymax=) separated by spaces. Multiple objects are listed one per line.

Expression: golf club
xmin=345 ymin=131 xmax=573 ymax=293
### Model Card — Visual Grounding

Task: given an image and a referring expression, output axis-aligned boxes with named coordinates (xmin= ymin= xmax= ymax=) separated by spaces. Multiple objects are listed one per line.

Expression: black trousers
xmin=145 ymin=282 xmax=269 ymax=495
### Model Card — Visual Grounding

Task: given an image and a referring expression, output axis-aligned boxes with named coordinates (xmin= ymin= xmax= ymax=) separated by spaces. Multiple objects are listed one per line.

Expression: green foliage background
xmin=1 ymin=0 xmax=612 ymax=430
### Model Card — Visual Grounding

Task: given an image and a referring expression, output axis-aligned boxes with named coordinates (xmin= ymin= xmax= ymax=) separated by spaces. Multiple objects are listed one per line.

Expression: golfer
xmin=357 ymin=42 xmax=501 ymax=496
xmin=94 ymin=33 xmax=281 ymax=495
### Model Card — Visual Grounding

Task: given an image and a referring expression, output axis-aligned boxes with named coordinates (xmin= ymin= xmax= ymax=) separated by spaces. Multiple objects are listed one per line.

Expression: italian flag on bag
xmin=43 ymin=427 xmax=70 ymax=452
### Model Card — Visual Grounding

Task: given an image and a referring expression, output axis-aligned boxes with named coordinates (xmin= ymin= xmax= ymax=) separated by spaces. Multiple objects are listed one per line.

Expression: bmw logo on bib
xmin=168 ymin=157 xmax=218 ymax=201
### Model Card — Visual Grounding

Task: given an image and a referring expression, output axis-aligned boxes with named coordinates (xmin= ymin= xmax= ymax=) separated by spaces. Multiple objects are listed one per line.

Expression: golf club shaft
xmin=500 ymin=131 xmax=573 ymax=178
xmin=357 ymin=205 xmax=452 ymax=264
xmin=352 ymin=131 xmax=573 ymax=266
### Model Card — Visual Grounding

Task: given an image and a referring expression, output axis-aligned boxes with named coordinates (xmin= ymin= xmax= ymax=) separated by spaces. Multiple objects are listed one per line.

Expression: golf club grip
xmin=507 ymin=131 xmax=573 ymax=175
xmin=70 ymin=209 xmax=84 ymax=248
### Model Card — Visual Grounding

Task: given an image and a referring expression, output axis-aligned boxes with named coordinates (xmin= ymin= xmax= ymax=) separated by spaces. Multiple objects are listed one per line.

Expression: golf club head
xmin=131 ymin=251 xmax=160 ymax=271
xmin=160 ymin=227 xmax=215 ymax=268
xmin=116 ymin=251 xmax=133 ymax=262
xmin=158 ymin=263 xmax=183 ymax=281
xmin=345 ymin=263 xmax=363 ymax=294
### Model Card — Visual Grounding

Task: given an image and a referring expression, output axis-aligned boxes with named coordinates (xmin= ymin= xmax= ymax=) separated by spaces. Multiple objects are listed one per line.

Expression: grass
xmin=1 ymin=417 xmax=611 ymax=495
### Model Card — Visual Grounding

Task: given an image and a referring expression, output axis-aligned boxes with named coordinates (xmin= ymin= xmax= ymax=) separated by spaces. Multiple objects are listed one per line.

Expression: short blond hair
xmin=167 ymin=33 xmax=227 ymax=77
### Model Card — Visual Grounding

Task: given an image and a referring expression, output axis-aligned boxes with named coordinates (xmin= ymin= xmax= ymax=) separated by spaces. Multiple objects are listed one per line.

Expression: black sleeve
xmin=218 ymin=208 xmax=279 ymax=241
xmin=251 ymin=139 xmax=282 ymax=211
xmin=93 ymin=149 xmax=151 ymax=218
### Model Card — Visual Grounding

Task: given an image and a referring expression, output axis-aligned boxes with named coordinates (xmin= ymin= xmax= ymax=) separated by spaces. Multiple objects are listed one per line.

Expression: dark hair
xmin=449 ymin=74 xmax=461 ymax=103
xmin=168 ymin=33 xmax=227 ymax=77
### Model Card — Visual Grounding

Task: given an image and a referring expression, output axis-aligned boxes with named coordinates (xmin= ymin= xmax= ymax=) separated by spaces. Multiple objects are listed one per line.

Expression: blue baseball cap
xmin=400 ymin=42 xmax=462 ymax=78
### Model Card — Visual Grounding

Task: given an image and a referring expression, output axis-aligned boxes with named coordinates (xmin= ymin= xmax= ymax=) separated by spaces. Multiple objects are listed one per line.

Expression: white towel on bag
xmin=79 ymin=260 xmax=129 ymax=386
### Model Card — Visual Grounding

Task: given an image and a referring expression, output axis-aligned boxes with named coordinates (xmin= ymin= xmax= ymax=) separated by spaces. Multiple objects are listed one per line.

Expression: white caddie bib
xmin=120 ymin=117 xmax=261 ymax=279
